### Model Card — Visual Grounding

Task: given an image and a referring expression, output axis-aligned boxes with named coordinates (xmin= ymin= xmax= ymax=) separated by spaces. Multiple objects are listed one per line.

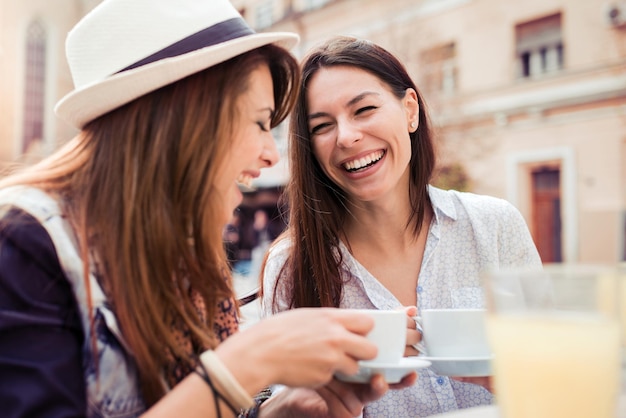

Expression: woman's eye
xmin=310 ymin=122 xmax=331 ymax=136
xmin=257 ymin=122 xmax=270 ymax=132
xmin=356 ymin=105 xmax=377 ymax=115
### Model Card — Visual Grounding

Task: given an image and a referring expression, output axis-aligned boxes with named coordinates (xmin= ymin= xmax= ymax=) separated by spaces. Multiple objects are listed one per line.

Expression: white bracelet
xmin=199 ymin=350 xmax=255 ymax=411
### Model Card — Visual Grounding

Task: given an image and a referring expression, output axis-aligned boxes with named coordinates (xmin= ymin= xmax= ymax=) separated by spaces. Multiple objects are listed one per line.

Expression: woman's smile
xmin=342 ymin=150 xmax=385 ymax=172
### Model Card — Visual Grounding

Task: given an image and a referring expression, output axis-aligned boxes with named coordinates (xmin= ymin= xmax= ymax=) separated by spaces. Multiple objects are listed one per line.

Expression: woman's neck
xmin=342 ymin=189 xmax=430 ymax=256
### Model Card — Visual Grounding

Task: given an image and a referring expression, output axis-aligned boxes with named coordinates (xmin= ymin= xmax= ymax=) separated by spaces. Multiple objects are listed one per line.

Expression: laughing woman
xmin=261 ymin=36 xmax=542 ymax=417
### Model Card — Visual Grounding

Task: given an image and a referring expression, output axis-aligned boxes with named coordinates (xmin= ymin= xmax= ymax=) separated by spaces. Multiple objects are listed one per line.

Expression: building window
xmin=515 ymin=13 xmax=563 ymax=79
xmin=22 ymin=19 xmax=47 ymax=154
xmin=255 ymin=1 xmax=274 ymax=29
xmin=420 ymin=42 xmax=457 ymax=95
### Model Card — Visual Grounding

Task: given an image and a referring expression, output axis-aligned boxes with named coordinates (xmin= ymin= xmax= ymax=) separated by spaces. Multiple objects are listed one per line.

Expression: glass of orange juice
xmin=482 ymin=264 xmax=621 ymax=418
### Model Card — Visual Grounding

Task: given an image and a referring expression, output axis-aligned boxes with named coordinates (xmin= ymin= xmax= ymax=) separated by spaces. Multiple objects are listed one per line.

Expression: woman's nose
xmin=261 ymin=135 xmax=280 ymax=167
xmin=336 ymin=120 xmax=362 ymax=148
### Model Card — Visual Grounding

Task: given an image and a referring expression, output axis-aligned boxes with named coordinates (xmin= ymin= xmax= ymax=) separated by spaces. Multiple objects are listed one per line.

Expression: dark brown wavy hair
xmin=269 ymin=36 xmax=435 ymax=310
xmin=0 ymin=44 xmax=299 ymax=405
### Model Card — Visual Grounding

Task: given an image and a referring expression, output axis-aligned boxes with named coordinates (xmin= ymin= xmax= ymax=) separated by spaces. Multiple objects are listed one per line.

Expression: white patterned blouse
xmin=261 ymin=186 xmax=542 ymax=417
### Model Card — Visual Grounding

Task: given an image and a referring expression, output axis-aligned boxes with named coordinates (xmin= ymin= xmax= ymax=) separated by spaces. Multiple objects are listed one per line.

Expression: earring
xmin=410 ymin=121 xmax=417 ymax=129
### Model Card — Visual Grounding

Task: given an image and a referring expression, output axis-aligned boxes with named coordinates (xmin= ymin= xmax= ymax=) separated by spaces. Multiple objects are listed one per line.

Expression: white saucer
xmin=335 ymin=357 xmax=431 ymax=384
xmin=418 ymin=355 xmax=493 ymax=377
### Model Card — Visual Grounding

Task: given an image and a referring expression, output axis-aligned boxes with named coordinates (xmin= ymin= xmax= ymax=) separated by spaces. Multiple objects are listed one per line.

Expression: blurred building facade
xmin=0 ymin=0 xmax=100 ymax=164
xmin=1 ymin=0 xmax=625 ymax=263
xmin=233 ymin=0 xmax=626 ymax=264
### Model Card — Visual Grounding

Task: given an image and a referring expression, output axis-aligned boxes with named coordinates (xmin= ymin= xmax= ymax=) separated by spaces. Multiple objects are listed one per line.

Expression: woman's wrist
xmin=213 ymin=336 xmax=277 ymax=396
xmin=198 ymin=350 xmax=256 ymax=412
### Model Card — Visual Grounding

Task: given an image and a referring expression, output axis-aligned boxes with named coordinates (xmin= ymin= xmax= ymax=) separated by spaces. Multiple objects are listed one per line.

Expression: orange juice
xmin=487 ymin=313 xmax=620 ymax=418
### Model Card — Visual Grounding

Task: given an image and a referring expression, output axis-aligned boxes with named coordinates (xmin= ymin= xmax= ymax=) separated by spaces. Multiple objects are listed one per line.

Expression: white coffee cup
xmin=354 ymin=309 xmax=406 ymax=364
xmin=418 ymin=308 xmax=490 ymax=358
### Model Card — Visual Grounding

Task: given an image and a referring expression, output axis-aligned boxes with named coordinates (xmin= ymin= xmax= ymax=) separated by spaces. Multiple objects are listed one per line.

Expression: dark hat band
xmin=119 ymin=17 xmax=255 ymax=73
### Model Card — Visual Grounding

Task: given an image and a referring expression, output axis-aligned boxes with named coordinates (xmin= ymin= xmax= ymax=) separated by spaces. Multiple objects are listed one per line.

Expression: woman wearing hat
xmin=0 ymin=1 xmax=415 ymax=417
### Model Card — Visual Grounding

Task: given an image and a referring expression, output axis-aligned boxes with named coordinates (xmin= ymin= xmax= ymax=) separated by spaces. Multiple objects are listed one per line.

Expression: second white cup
xmin=419 ymin=308 xmax=490 ymax=358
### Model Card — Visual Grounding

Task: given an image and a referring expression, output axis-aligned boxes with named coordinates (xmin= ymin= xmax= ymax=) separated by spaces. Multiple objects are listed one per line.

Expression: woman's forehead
xmin=306 ymin=66 xmax=390 ymax=107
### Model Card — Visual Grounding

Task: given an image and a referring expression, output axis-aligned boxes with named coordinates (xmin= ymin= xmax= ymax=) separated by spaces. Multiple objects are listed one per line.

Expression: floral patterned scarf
xmin=164 ymin=286 xmax=239 ymax=389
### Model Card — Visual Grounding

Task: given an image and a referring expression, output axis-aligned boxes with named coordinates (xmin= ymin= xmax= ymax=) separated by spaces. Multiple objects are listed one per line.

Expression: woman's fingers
xmin=316 ymin=384 xmax=363 ymax=418
xmin=317 ymin=376 xmax=389 ymax=418
xmin=318 ymin=373 xmax=415 ymax=417
xmin=403 ymin=306 xmax=419 ymax=345
xmin=388 ymin=371 xmax=418 ymax=389
xmin=261 ymin=373 xmax=417 ymax=418
xmin=405 ymin=326 xmax=423 ymax=356
xmin=259 ymin=387 xmax=329 ymax=418
xmin=402 ymin=305 xmax=418 ymax=320
xmin=404 ymin=307 xmax=424 ymax=356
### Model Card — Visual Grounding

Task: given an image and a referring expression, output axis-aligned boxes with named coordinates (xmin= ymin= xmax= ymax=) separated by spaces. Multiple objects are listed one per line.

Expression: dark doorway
xmin=531 ymin=167 xmax=562 ymax=262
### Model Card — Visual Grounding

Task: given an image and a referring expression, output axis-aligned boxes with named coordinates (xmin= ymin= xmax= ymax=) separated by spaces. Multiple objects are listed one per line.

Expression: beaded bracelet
xmin=239 ymin=403 xmax=260 ymax=418
xmin=239 ymin=387 xmax=273 ymax=418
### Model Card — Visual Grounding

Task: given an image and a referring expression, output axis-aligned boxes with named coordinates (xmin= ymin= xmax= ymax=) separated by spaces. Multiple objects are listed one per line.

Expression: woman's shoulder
xmin=0 ymin=185 xmax=61 ymax=213
xmin=430 ymin=186 xmax=519 ymax=217
xmin=0 ymin=207 xmax=87 ymax=417
xmin=266 ymin=235 xmax=293 ymax=258
xmin=0 ymin=207 xmax=64 ymax=278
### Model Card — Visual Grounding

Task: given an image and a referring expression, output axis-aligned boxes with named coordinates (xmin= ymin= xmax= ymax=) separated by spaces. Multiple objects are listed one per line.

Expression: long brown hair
xmin=0 ymin=44 xmax=299 ymax=405
xmin=271 ymin=36 xmax=435 ymax=310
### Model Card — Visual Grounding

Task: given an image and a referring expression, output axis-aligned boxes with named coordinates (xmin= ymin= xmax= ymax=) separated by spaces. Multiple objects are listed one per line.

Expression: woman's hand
xmin=215 ymin=308 xmax=378 ymax=395
xmin=402 ymin=306 xmax=423 ymax=357
xmin=260 ymin=373 xmax=417 ymax=418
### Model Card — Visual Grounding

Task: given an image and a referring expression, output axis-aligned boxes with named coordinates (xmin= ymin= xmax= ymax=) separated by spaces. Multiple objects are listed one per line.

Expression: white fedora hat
xmin=55 ymin=0 xmax=299 ymax=129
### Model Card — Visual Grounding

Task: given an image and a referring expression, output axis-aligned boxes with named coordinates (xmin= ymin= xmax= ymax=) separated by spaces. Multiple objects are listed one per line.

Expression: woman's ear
xmin=404 ymin=88 xmax=419 ymax=132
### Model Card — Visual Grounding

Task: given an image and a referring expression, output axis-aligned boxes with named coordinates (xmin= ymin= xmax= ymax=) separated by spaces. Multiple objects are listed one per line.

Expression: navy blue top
xmin=0 ymin=209 xmax=86 ymax=417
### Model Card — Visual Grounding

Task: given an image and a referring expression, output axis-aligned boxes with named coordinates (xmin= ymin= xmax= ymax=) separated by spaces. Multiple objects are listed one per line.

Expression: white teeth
xmin=237 ymin=174 xmax=253 ymax=188
xmin=343 ymin=150 xmax=384 ymax=171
